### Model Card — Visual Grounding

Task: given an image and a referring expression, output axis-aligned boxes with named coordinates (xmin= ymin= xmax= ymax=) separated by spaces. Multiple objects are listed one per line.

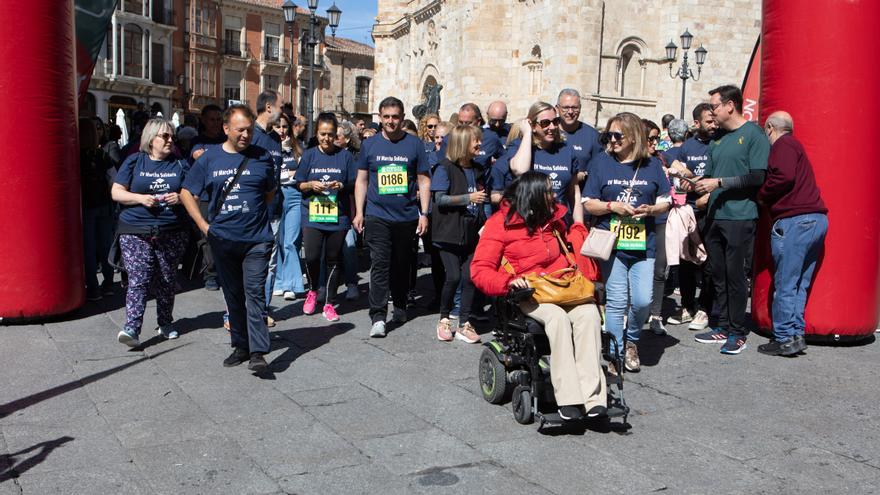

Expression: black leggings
xmin=437 ymin=245 xmax=475 ymax=324
xmin=303 ymin=227 xmax=345 ymax=304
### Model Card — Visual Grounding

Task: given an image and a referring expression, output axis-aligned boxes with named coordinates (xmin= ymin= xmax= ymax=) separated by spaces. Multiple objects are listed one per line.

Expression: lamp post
xmin=283 ymin=1 xmax=341 ymax=139
xmin=177 ymin=73 xmax=191 ymax=112
xmin=282 ymin=1 xmax=296 ymax=111
xmin=666 ymin=29 xmax=708 ymax=119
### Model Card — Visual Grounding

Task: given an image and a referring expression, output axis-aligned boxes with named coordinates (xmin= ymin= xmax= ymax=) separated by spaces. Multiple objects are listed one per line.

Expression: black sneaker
xmin=720 ymin=335 xmax=748 ymax=355
xmin=86 ymin=287 xmax=102 ymax=301
xmin=793 ymin=335 xmax=808 ymax=353
xmin=558 ymin=405 xmax=584 ymax=421
xmin=100 ymin=281 xmax=114 ymax=296
xmin=247 ymin=352 xmax=269 ymax=372
xmin=223 ymin=348 xmax=249 ymax=367
xmin=586 ymin=405 xmax=608 ymax=418
xmin=204 ymin=277 xmax=220 ymax=291
xmin=757 ymin=338 xmax=799 ymax=356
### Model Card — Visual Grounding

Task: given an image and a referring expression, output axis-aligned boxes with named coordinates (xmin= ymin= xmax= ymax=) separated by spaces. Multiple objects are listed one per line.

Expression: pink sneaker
xmin=322 ymin=304 xmax=339 ymax=322
xmin=303 ymin=290 xmax=318 ymax=315
xmin=436 ymin=318 xmax=453 ymax=342
xmin=455 ymin=322 xmax=481 ymax=344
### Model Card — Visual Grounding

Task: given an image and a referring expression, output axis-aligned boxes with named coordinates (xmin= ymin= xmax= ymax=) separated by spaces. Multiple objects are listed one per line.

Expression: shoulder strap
xmin=212 ymin=155 xmax=250 ymax=218
xmin=552 ymin=228 xmax=578 ymax=268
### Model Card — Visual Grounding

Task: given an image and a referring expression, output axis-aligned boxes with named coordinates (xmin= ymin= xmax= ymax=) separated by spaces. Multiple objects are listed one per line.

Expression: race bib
xmin=377 ymin=164 xmax=408 ymax=195
xmin=610 ymin=215 xmax=647 ymax=251
xmin=308 ymin=194 xmax=339 ymax=223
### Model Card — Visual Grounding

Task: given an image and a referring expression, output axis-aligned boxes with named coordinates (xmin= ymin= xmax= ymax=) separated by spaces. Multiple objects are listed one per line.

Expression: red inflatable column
xmin=0 ymin=1 xmax=84 ymax=319
xmin=753 ymin=0 xmax=880 ymax=340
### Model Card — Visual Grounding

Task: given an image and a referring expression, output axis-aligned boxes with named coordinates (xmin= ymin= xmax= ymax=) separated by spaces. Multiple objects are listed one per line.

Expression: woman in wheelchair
xmin=471 ymin=172 xmax=607 ymax=420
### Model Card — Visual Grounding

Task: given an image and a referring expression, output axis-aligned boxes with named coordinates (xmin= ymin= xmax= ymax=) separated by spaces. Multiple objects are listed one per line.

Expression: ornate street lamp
xmin=327 ymin=3 xmax=341 ymax=38
xmin=667 ymin=29 xmax=707 ymax=119
xmin=282 ymin=1 xmax=296 ymax=110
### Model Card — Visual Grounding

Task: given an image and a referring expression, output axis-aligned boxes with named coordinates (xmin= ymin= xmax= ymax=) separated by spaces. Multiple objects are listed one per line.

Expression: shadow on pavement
xmin=254 ymin=323 xmax=356 ymax=380
xmin=638 ymin=332 xmax=681 ymax=367
xmin=0 ymin=436 xmax=74 ymax=482
xmin=0 ymin=345 xmax=186 ymax=419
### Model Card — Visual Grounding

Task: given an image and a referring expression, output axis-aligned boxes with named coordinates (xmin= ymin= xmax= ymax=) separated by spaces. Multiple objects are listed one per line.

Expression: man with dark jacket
xmin=756 ymin=111 xmax=827 ymax=356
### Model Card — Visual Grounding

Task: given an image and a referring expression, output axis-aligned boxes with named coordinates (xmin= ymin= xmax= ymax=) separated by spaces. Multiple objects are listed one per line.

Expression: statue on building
xmin=413 ymin=82 xmax=442 ymax=120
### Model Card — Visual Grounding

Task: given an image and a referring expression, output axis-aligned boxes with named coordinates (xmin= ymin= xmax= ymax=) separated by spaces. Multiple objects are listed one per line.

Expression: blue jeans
xmin=600 ymin=254 xmax=654 ymax=357
xmin=275 ymin=187 xmax=305 ymax=293
xmin=343 ymin=227 xmax=358 ymax=286
xmin=82 ymin=205 xmax=115 ymax=289
xmin=770 ymin=213 xmax=828 ymax=341
xmin=264 ymin=217 xmax=281 ymax=314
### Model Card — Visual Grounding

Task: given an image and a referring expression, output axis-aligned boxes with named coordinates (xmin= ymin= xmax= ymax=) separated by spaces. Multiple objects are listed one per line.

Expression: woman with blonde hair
xmin=431 ymin=124 xmax=487 ymax=344
xmin=582 ymin=112 xmax=672 ymax=374
xmin=111 ymin=118 xmax=190 ymax=346
xmin=509 ymin=102 xmax=581 ymax=220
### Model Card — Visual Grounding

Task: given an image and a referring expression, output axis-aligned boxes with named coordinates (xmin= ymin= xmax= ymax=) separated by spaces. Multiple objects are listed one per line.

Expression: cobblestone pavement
xmin=1 ymin=269 xmax=879 ymax=494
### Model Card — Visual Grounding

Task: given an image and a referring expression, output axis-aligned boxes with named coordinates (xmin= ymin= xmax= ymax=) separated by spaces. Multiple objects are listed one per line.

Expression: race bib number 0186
xmin=377 ymin=164 xmax=408 ymax=195
xmin=308 ymin=194 xmax=339 ymax=223
xmin=610 ymin=215 xmax=647 ymax=251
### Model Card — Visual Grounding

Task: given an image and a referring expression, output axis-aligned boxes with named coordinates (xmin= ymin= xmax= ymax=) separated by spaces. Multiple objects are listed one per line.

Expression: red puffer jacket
xmin=471 ymin=202 xmax=600 ymax=297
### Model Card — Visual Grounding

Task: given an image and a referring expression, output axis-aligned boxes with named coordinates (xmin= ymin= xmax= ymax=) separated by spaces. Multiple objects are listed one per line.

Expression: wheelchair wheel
xmin=511 ymin=385 xmax=534 ymax=424
xmin=479 ymin=347 xmax=508 ymax=404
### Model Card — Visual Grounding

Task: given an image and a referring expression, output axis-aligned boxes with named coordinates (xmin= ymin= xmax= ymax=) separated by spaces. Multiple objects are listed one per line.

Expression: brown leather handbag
xmin=501 ymin=230 xmax=595 ymax=306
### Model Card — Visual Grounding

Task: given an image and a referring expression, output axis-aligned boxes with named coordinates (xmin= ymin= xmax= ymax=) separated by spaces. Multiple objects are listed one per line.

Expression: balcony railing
xmin=262 ymin=47 xmax=289 ymax=64
xmin=192 ymin=33 xmax=216 ymax=48
xmin=298 ymin=53 xmax=324 ymax=67
xmin=354 ymin=100 xmax=369 ymax=114
xmin=152 ymin=8 xmax=174 ymax=26
xmin=152 ymin=70 xmax=174 ymax=86
xmin=223 ymin=40 xmax=249 ymax=58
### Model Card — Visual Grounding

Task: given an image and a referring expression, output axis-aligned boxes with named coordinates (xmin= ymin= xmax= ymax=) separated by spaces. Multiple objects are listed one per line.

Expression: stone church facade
xmin=372 ymin=0 xmax=761 ymax=126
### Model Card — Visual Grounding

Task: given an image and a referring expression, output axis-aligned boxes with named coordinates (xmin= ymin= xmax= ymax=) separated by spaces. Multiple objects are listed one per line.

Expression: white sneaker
xmin=117 ymin=330 xmax=140 ymax=348
xmin=649 ymin=316 xmax=667 ymax=336
xmin=667 ymin=308 xmax=693 ymax=325
xmin=157 ymin=325 xmax=179 ymax=339
xmin=370 ymin=321 xmax=387 ymax=338
xmin=688 ymin=310 xmax=709 ymax=331
xmin=283 ymin=291 xmax=296 ymax=301
xmin=272 ymin=289 xmax=284 ymax=297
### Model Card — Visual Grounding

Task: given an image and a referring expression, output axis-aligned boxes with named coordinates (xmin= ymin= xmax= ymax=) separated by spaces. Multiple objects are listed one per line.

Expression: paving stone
xmin=303 ymin=395 xmax=432 ymax=442
xmin=129 ymin=435 xmax=279 ymax=495
xmin=276 ymin=462 xmax=412 ymax=495
xmin=13 ymin=465 xmax=153 ymax=495
xmin=355 ymin=428 xmax=488 ymax=476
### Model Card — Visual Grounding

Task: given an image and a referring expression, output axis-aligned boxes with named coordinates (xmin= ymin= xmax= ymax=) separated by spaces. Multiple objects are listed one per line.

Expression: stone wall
xmin=373 ymin=0 xmax=761 ymax=127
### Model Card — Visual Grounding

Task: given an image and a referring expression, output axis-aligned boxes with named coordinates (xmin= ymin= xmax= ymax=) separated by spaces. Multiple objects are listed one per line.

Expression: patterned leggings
xmin=119 ymin=230 xmax=189 ymax=335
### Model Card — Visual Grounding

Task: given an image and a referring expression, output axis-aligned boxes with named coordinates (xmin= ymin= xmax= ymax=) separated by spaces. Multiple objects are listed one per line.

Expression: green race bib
xmin=377 ymin=164 xmax=408 ymax=195
xmin=610 ymin=215 xmax=647 ymax=251
xmin=308 ymin=194 xmax=338 ymax=223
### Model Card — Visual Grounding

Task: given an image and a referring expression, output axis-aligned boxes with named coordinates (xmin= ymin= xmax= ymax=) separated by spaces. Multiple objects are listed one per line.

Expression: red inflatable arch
xmin=752 ymin=0 xmax=880 ymax=340
xmin=0 ymin=1 xmax=84 ymax=320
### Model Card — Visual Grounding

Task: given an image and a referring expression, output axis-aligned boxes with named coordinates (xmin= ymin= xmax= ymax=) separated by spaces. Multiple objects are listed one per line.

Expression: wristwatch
xmin=419 ymin=211 xmax=429 ymax=217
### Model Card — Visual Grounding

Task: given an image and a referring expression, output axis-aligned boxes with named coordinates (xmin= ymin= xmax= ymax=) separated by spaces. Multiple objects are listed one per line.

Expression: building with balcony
xmin=323 ymin=37 xmax=374 ymax=123
xmin=86 ymin=0 xmax=180 ymax=124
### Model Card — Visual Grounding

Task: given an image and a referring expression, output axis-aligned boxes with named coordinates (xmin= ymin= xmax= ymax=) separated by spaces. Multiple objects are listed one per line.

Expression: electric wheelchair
xmin=477 ymin=286 xmax=630 ymax=430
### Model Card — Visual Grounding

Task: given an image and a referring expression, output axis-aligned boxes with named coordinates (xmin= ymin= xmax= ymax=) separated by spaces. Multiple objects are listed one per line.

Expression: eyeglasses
xmin=647 ymin=136 xmax=660 ymax=143
xmin=709 ymin=101 xmax=724 ymax=111
xmin=600 ymin=131 xmax=625 ymax=144
xmin=275 ymin=125 xmax=290 ymax=129
xmin=156 ymin=133 xmax=173 ymax=141
xmin=558 ymin=106 xmax=581 ymax=113
xmin=426 ymin=124 xmax=437 ymax=129
xmin=536 ymin=117 xmax=561 ymax=128
xmin=488 ymin=119 xmax=505 ymax=126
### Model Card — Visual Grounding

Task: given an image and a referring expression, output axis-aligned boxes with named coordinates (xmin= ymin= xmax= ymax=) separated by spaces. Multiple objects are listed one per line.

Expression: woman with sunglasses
xmin=509 ymin=102 xmax=581 ymax=221
xmin=111 ymin=118 xmax=190 ymax=347
xmin=582 ymin=112 xmax=672 ymax=374
xmin=273 ymin=113 xmax=307 ymax=301
xmin=418 ymin=114 xmax=441 ymax=165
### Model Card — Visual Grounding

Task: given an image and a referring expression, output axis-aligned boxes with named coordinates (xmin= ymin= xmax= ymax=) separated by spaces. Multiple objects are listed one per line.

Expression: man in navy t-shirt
xmin=556 ymin=88 xmax=602 ymax=183
xmin=485 ymin=100 xmax=511 ymax=143
xmin=353 ymin=97 xmax=431 ymax=337
xmin=181 ymin=104 xmax=277 ymax=373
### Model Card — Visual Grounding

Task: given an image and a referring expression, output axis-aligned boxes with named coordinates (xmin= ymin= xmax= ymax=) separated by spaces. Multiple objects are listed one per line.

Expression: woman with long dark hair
xmin=294 ymin=112 xmax=357 ymax=321
xmin=582 ymin=112 xmax=672 ymax=374
xmin=432 ymin=124 xmax=486 ymax=344
xmin=273 ymin=112 xmax=306 ymax=300
xmin=111 ymin=118 xmax=190 ymax=346
xmin=79 ymin=117 xmax=116 ymax=301
xmin=471 ymin=172 xmax=606 ymax=421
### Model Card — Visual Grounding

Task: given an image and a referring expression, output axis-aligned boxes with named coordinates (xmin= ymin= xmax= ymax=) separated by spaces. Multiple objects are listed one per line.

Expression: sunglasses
xmin=488 ymin=119 xmax=506 ymax=125
xmin=156 ymin=133 xmax=173 ymax=141
xmin=535 ymin=117 xmax=561 ymax=128
xmin=647 ymin=136 xmax=660 ymax=143
xmin=426 ymin=124 xmax=437 ymax=129
xmin=600 ymin=131 xmax=625 ymax=144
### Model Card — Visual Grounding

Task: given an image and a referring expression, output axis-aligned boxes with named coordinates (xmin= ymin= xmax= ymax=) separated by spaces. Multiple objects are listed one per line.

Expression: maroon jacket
xmin=757 ymin=133 xmax=827 ymax=221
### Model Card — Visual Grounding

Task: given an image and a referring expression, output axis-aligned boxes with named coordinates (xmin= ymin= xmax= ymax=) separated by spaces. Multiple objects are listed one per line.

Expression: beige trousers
xmin=519 ymin=301 xmax=606 ymax=408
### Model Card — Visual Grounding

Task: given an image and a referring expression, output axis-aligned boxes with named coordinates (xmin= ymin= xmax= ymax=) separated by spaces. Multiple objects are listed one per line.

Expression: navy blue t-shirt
xmin=665 ymin=136 xmax=711 ymax=206
xmin=357 ymin=132 xmax=430 ymax=223
xmin=253 ymin=124 xmax=283 ymax=216
xmin=115 ymin=153 xmax=187 ymax=227
xmin=438 ymin=130 xmax=504 ymax=170
xmin=531 ymin=143 xmax=578 ymax=211
xmin=583 ymin=153 xmax=671 ymax=259
xmin=182 ymin=145 xmax=276 ymax=243
xmin=188 ymin=134 xmax=226 ymax=200
xmin=431 ymin=163 xmax=481 ymax=217
xmin=294 ymin=146 xmax=356 ymax=231
xmin=279 ymin=148 xmax=300 ymax=187
xmin=484 ymin=124 xmax=510 ymax=144
xmin=561 ymin=122 xmax=603 ymax=174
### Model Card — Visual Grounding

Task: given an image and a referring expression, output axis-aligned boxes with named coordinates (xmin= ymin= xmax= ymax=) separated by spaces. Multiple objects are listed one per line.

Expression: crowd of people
xmin=79 ymin=83 xmax=827 ymax=416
